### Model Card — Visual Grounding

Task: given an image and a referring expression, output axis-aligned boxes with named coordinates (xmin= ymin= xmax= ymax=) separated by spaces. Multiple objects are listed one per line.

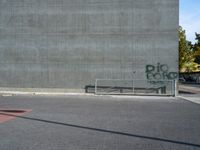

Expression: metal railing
xmin=95 ymin=79 xmax=176 ymax=96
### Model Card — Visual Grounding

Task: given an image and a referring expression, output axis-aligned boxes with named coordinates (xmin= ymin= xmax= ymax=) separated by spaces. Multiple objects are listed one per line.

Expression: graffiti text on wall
xmin=146 ymin=63 xmax=178 ymax=80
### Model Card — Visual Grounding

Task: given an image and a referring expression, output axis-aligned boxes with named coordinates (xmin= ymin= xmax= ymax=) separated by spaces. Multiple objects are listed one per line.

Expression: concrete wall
xmin=0 ymin=0 xmax=179 ymax=91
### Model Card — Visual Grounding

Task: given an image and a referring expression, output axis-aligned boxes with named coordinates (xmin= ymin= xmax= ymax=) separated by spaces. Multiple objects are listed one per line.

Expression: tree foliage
xmin=194 ymin=33 xmax=200 ymax=64
xmin=179 ymin=26 xmax=200 ymax=72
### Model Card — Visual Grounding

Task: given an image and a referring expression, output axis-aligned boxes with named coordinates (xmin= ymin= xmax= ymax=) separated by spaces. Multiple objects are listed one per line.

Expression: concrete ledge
xmin=178 ymin=95 xmax=200 ymax=105
xmin=0 ymin=87 xmax=86 ymax=96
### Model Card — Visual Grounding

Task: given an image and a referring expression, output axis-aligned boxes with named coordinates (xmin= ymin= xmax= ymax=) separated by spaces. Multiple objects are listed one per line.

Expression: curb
xmin=0 ymin=91 xmax=93 ymax=97
xmin=178 ymin=96 xmax=200 ymax=105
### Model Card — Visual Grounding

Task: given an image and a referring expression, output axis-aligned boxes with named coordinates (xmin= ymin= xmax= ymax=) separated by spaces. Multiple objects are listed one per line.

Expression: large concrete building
xmin=0 ymin=0 xmax=179 ymax=93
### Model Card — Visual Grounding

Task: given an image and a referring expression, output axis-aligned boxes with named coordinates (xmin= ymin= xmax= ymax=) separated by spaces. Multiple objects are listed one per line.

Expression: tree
xmin=179 ymin=26 xmax=194 ymax=72
xmin=194 ymin=33 xmax=200 ymax=64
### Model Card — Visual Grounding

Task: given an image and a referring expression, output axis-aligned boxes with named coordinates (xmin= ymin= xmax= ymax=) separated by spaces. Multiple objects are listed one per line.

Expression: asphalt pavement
xmin=0 ymin=95 xmax=200 ymax=150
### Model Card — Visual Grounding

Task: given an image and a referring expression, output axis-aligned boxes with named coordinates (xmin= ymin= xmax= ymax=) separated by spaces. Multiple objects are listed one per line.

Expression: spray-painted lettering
xmin=146 ymin=63 xmax=178 ymax=80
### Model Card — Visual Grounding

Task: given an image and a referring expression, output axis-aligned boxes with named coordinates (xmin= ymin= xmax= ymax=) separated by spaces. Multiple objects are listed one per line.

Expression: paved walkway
xmin=179 ymin=84 xmax=200 ymax=94
xmin=178 ymin=84 xmax=200 ymax=104
xmin=179 ymin=94 xmax=200 ymax=104
xmin=0 ymin=95 xmax=200 ymax=150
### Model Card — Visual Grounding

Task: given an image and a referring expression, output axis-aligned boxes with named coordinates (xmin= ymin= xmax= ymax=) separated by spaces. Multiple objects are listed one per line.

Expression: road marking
xmin=0 ymin=109 xmax=32 ymax=123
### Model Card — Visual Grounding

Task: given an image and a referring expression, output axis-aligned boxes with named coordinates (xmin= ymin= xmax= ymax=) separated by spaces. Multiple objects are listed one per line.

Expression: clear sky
xmin=180 ymin=0 xmax=200 ymax=43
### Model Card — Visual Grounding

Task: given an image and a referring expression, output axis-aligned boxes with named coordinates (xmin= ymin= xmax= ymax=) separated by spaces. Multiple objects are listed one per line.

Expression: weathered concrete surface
xmin=0 ymin=0 xmax=179 ymax=91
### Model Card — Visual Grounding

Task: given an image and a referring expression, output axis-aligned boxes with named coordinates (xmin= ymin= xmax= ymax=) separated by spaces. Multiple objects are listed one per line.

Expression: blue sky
xmin=180 ymin=0 xmax=200 ymax=43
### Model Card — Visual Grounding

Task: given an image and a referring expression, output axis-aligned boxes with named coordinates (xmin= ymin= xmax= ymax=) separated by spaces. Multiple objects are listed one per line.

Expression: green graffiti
xmin=146 ymin=63 xmax=178 ymax=80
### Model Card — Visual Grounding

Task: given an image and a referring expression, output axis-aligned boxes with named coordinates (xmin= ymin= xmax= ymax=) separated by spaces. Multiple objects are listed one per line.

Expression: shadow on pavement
xmin=1 ymin=112 xmax=200 ymax=148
